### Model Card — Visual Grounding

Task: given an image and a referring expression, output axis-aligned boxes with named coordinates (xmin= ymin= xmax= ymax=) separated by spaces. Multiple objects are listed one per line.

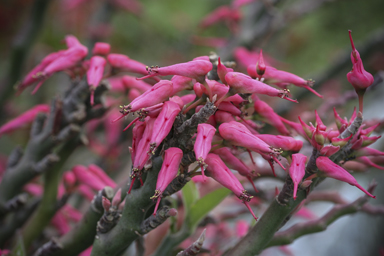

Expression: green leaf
xmin=188 ymin=187 xmax=231 ymax=229
xmin=181 ymin=181 xmax=199 ymax=213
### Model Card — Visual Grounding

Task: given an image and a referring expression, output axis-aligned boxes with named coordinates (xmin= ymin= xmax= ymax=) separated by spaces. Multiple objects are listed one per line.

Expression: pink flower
xmin=87 ymin=56 xmax=107 ymax=105
xmin=131 ymin=120 xmax=146 ymax=162
xmin=31 ymin=45 xmax=88 ymax=94
xmin=253 ymin=95 xmax=290 ymax=135
xmin=129 ymin=118 xmax=156 ymax=193
xmin=115 ymin=80 xmax=173 ymax=121
xmin=194 ymin=123 xmax=216 ymax=181
xmin=316 ymin=156 xmax=375 ymax=198
xmin=219 ymin=121 xmax=281 ymax=157
xmin=199 ymin=6 xmax=241 ymax=28
xmin=289 ymin=153 xmax=307 ymax=200
xmin=255 ymin=134 xmax=303 ymax=153
xmin=346 ymin=30 xmax=374 ymax=94
xmin=247 ymin=65 xmax=322 ymax=98
xmin=235 ymin=220 xmax=249 ymax=238
xmin=170 ymin=75 xmax=195 ymax=95
xmin=215 ymin=110 xmax=236 ymax=124
xmin=88 ymin=164 xmax=116 ymax=188
xmin=152 ymin=147 xmax=183 ymax=215
xmin=137 ymin=60 xmax=212 ymax=84
xmin=64 ymin=35 xmax=84 ymax=48
xmin=92 ymin=42 xmax=111 ymax=56
xmin=16 ymin=51 xmax=64 ymax=93
xmin=150 ymin=101 xmax=181 ymax=153
xmin=72 ymin=165 xmax=107 ymax=191
xmin=255 ymin=49 xmax=266 ymax=77
xmin=213 ymin=147 xmax=259 ymax=193
xmin=0 ymin=104 xmax=50 ymax=137
xmin=225 ymin=72 xmax=298 ymax=103
xmin=217 ymin=57 xmax=233 ymax=85
xmin=205 ymin=153 xmax=257 ymax=220
xmin=122 ymin=75 xmax=152 ymax=93
xmin=347 ymin=31 xmax=374 ymax=112
xmin=107 ymin=53 xmax=158 ymax=79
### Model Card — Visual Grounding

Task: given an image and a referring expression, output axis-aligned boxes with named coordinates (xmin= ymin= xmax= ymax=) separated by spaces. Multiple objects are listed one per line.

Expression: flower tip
xmin=244 ymin=201 xmax=258 ymax=221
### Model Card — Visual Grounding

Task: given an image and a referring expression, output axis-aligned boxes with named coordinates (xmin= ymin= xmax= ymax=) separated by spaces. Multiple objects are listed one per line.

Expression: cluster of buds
xmin=12 ymin=29 xmax=379 ymax=226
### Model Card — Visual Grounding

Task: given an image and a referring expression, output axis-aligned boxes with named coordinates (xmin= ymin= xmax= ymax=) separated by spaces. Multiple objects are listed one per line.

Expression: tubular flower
xmin=0 ymin=104 xmax=50 ymax=137
xmin=346 ymin=30 xmax=374 ymax=113
xmin=225 ymin=72 xmax=298 ymax=103
xmin=122 ymin=75 xmax=152 ymax=93
xmin=87 ymin=56 xmax=107 ymax=105
xmin=194 ymin=123 xmax=217 ymax=182
xmin=92 ymin=42 xmax=111 ymax=56
xmin=107 ymin=53 xmax=157 ymax=78
xmin=28 ymin=43 xmax=88 ymax=94
xmin=16 ymin=51 xmax=64 ymax=94
xmin=217 ymin=57 xmax=233 ymax=85
xmin=253 ymin=95 xmax=290 ymax=135
xmin=316 ymin=156 xmax=375 ymax=198
xmin=137 ymin=60 xmax=213 ymax=84
xmin=219 ymin=121 xmax=282 ymax=158
xmin=151 ymin=147 xmax=183 ymax=215
xmin=255 ymin=134 xmax=303 ymax=153
xmin=115 ymin=80 xmax=173 ymax=121
xmin=149 ymin=101 xmax=181 ymax=154
xmin=288 ymin=153 xmax=307 ymax=200
xmin=213 ymin=147 xmax=259 ymax=193
xmin=256 ymin=50 xmax=266 ymax=77
xmin=129 ymin=118 xmax=156 ymax=193
xmin=205 ymin=153 xmax=258 ymax=220
xmin=247 ymin=65 xmax=322 ymax=98
xmin=72 ymin=165 xmax=107 ymax=191
xmin=170 ymin=75 xmax=195 ymax=95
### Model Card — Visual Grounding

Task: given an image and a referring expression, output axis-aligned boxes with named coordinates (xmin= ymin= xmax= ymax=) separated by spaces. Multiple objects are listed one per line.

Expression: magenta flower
xmin=215 ymin=110 xmax=236 ymax=124
xmin=316 ymin=156 xmax=375 ymax=198
xmin=225 ymin=72 xmax=298 ymax=103
xmin=150 ymin=101 xmax=181 ymax=154
xmin=217 ymin=102 xmax=242 ymax=116
xmin=219 ymin=121 xmax=281 ymax=156
xmin=213 ymin=147 xmax=259 ymax=193
xmin=253 ymin=95 xmax=290 ymax=135
xmin=0 ymin=104 xmax=50 ymax=137
xmin=88 ymin=164 xmax=116 ymax=188
xmin=107 ymin=53 xmax=158 ymax=79
xmin=255 ymin=134 xmax=303 ymax=153
xmin=199 ymin=6 xmax=240 ymax=28
xmin=115 ymin=80 xmax=173 ymax=121
xmin=255 ymin=49 xmax=266 ymax=77
xmin=205 ymin=153 xmax=257 ymax=220
xmin=151 ymin=147 xmax=183 ymax=215
xmin=137 ymin=60 xmax=212 ymax=84
xmin=92 ymin=42 xmax=111 ymax=56
xmin=194 ymin=123 xmax=216 ymax=182
xmin=247 ymin=65 xmax=322 ymax=98
xmin=288 ymin=153 xmax=307 ymax=200
xmin=170 ymin=75 xmax=195 ymax=95
xmin=122 ymin=75 xmax=152 ymax=93
xmin=16 ymin=51 xmax=64 ymax=94
xmin=131 ymin=120 xmax=147 ymax=163
xmin=31 ymin=45 xmax=88 ymax=94
xmin=346 ymin=30 xmax=374 ymax=113
xmin=87 ymin=56 xmax=106 ymax=105
xmin=72 ymin=165 xmax=107 ymax=191
xmin=217 ymin=57 xmax=233 ymax=85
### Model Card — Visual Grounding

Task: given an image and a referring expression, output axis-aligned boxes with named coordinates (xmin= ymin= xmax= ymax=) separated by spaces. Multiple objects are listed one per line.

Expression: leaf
xmin=181 ymin=181 xmax=199 ymax=213
xmin=188 ymin=187 xmax=231 ymax=229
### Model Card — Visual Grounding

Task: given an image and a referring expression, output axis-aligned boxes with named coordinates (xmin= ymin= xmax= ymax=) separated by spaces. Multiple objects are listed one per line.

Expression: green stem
xmin=223 ymin=193 xmax=304 ymax=256
xmin=21 ymin=141 xmax=76 ymax=248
